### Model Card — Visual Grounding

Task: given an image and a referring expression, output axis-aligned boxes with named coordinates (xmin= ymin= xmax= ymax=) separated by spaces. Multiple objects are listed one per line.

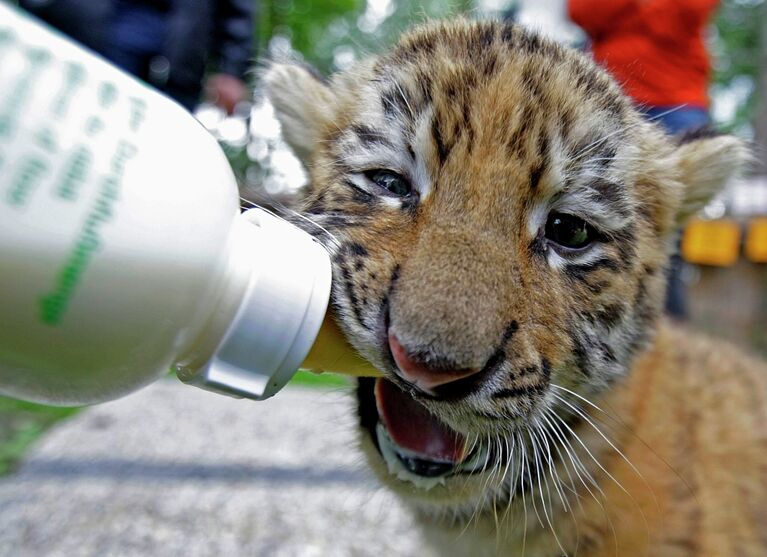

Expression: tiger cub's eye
xmin=365 ymin=170 xmax=412 ymax=197
xmin=544 ymin=212 xmax=596 ymax=250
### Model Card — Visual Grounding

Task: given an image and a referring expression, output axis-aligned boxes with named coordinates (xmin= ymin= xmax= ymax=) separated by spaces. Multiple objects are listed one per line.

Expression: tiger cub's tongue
xmin=374 ymin=378 xmax=466 ymax=463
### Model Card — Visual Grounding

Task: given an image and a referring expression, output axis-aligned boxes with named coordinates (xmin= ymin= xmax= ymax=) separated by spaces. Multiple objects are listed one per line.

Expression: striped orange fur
xmin=265 ymin=19 xmax=764 ymax=556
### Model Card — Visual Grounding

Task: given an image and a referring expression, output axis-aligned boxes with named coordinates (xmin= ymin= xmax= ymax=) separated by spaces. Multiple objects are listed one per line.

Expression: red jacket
xmin=568 ymin=0 xmax=719 ymax=108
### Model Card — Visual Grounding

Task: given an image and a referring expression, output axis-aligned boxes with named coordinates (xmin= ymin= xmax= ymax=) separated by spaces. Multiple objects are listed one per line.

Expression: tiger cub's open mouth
xmin=357 ymin=378 xmax=490 ymax=489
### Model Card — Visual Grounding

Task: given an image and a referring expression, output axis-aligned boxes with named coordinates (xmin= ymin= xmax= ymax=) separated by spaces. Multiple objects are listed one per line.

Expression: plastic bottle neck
xmin=174 ymin=213 xmax=260 ymax=378
xmin=175 ymin=208 xmax=333 ymax=400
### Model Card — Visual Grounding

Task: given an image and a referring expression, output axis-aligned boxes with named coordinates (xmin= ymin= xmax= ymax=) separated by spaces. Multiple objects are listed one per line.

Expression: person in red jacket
xmin=568 ymin=0 xmax=719 ymax=135
xmin=568 ymin=0 xmax=720 ymax=319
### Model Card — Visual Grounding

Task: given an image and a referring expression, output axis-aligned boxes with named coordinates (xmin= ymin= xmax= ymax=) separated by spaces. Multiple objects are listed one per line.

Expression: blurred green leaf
xmin=290 ymin=369 xmax=351 ymax=387
xmin=0 ymin=397 xmax=80 ymax=475
xmin=711 ymin=0 xmax=766 ymax=133
xmin=256 ymin=0 xmax=474 ymax=74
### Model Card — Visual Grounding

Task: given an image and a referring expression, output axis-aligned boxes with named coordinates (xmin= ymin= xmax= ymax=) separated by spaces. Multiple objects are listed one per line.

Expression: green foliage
xmin=290 ymin=369 xmax=351 ymax=387
xmin=715 ymin=0 xmax=764 ymax=82
xmin=0 ymin=396 xmax=80 ymax=475
xmin=258 ymin=0 xmax=364 ymax=73
xmin=711 ymin=0 xmax=765 ymax=132
xmin=256 ymin=0 xmax=473 ymax=74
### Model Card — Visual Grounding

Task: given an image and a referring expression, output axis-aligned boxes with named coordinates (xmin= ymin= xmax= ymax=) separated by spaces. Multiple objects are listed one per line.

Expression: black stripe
xmin=320 ymin=215 xmax=370 ymax=228
xmin=492 ymin=383 xmax=547 ymax=399
xmin=537 ymin=132 xmax=550 ymax=160
xmin=599 ymin=342 xmax=617 ymax=363
xmin=303 ymin=191 xmax=326 ymax=214
xmin=596 ymin=303 xmax=626 ymax=327
xmin=500 ymin=23 xmax=516 ymax=46
xmin=677 ymin=125 xmax=722 ymax=145
xmin=331 ymin=160 xmax=354 ymax=175
xmin=478 ymin=24 xmax=496 ymax=49
xmin=565 ymin=256 xmax=621 ymax=281
xmin=352 ymin=124 xmax=391 ymax=147
xmin=346 ymin=242 xmax=369 ymax=258
xmin=482 ymin=52 xmax=498 ymax=77
xmin=502 ymin=320 xmax=519 ymax=342
xmin=337 ymin=257 xmax=370 ymax=331
xmin=343 ymin=181 xmax=375 ymax=205
xmin=351 ymin=188 xmax=374 ymax=205
xmin=389 ymin=264 xmax=401 ymax=289
xmin=518 ymin=365 xmax=538 ymax=377
xmin=587 ymin=177 xmax=624 ymax=206
xmin=432 ymin=117 xmax=449 ymax=164
xmin=571 ymin=332 xmax=591 ymax=377
xmin=529 ymin=162 xmax=544 ymax=190
xmin=521 ymin=63 xmax=545 ymax=100
xmin=541 ymin=358 xmax=551 ymax=379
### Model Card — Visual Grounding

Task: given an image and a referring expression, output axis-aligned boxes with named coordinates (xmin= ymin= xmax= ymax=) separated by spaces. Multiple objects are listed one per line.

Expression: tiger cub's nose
xmin=388 ymin=331 xmax=482 ymax=397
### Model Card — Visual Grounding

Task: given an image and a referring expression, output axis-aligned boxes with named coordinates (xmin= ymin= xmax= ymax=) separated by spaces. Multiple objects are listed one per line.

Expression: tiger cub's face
xmin=265 ymin=20 xmax=744 ymax=518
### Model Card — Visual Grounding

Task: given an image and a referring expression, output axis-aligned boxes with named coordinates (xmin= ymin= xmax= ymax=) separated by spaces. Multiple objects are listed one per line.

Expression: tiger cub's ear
xmin=673 ymin=131 xmax=750 ymax=224
xmin=263 ymin=63 xmax=334 ymax=166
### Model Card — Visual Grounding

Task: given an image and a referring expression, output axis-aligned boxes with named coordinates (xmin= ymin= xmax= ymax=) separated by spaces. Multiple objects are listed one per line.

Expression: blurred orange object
xmin=745 ymin=218 xmax=767 ymax=263
xmin=568 ymin=0 xmax=719 ymax=109
xmin=682 ymin=219 xmax=741 ymax=267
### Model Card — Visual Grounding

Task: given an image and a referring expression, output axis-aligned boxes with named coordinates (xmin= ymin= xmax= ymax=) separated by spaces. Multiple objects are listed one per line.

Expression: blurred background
xmin=1 ymin=0 xmax=766 ymax=513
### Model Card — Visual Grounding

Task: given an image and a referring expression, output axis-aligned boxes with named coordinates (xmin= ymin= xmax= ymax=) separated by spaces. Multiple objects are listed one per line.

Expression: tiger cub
xmin=265 ymin=18 xmax=766 ymax=557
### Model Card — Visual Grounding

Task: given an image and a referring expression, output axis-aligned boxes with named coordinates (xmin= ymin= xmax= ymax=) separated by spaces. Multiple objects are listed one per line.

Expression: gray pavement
xmin=0 ymin=380 xmax=435 ymax=557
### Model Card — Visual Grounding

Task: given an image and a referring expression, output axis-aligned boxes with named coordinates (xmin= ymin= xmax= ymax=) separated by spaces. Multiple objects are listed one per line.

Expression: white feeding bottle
xmin=0 ymin=4 xmax=378 ymax=406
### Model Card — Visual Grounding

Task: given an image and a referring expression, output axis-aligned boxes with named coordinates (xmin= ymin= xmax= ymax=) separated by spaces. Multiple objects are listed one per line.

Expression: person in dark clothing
xmin=20 ymin=0 xmax=255 ymax=113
